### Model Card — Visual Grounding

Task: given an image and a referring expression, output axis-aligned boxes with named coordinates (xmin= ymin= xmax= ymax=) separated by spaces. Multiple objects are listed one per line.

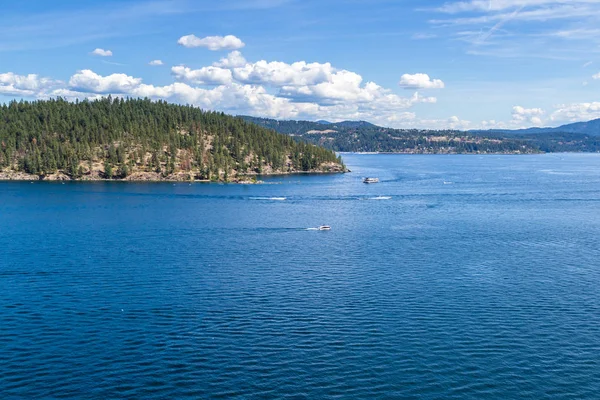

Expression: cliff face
xmin=0 ymin=98 xmax=346 ymax=182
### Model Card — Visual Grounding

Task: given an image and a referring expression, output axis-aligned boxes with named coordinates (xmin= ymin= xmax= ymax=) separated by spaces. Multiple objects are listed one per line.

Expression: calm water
xmin=2 ymin=154 xmax=600 ymax=399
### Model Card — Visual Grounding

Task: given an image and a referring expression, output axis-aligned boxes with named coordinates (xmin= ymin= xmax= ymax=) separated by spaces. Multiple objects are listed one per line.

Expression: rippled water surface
xmin=2 ymin=154 xmax=600 ymax=399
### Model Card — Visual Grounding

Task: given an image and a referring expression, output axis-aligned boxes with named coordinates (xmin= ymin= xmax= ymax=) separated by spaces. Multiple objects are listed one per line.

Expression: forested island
xmin=0 ymin=98 xmax=345 ymax=182
xmin=243 ymin=116 xmax=600 ymax=154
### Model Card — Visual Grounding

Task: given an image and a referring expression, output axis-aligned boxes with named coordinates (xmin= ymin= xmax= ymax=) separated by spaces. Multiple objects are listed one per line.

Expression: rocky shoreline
xmin=0 ymin=164 xmax=347 ymax=183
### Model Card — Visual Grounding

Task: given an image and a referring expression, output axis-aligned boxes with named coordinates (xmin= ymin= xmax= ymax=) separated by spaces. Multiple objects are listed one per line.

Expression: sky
xmin=1 ymin=0 xmax=599 ymax=130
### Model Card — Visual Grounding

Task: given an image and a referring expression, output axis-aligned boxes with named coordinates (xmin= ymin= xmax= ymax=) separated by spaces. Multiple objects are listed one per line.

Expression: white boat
xmin=363 ymin=177 xmax=379 ymax=183
xmin=318 ymin=225 xmax=331 ymax=230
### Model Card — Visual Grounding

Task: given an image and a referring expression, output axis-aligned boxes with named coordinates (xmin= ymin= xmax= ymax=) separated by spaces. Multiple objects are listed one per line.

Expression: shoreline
xmin=337 ymin=151 xmax=544 ymax=155
xmin=0 ymin=169 xmax=348 ymax=183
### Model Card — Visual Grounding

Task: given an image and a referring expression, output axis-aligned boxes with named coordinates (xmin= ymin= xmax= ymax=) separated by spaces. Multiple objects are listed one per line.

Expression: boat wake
xmin=249 ymin=197 xmax=287 ymax=201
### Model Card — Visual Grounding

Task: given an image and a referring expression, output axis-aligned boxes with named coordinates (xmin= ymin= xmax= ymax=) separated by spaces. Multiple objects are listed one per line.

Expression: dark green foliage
xmin=243 ymin=116 xmax=600 ymax=154
xmin=104 ymin=161 xmax=113 ymax=179
xmin=0 ymin=98 xmax=342 ymax=179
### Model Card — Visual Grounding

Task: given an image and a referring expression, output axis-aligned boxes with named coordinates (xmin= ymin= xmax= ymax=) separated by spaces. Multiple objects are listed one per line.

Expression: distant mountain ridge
xmin=329 ymin=120 xmax=376 ymax=129
xmin=473 ymin=118 xmax=600 ymax=137
xmin=245 ymin=115 xmax=600 ymax=137
xmin=240 ymin=116 xmax=376 ymax=133
xmin=240 ymin=115 xmax=600 ymax=154
xmin=316 ymin=120 xmax=376 ymax=128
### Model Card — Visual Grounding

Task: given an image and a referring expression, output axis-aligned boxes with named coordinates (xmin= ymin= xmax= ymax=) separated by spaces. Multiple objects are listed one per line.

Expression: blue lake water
xmin=2 ymin=154 xmax=600 ymax=399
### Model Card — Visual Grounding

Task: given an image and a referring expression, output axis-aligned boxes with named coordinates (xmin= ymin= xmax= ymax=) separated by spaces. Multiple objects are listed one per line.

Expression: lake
xmin=2 ymin=154 xmax=600 ymax=398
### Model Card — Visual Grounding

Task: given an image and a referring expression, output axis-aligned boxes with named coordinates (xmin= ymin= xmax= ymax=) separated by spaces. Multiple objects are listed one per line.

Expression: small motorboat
xmin=363 ymin=177 xmax=379 ymax=183
xmin=318 ymin=225 xmax=331 ymax=231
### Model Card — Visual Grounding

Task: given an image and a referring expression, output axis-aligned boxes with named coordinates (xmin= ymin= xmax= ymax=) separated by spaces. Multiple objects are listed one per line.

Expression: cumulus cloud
xmin=0 ymin=72 xmax=58 ymax=96
xmin=511 ymin=105 xmax=544 ymax=125
xmin=399 ymin=73 xmax=445 ymax=89
xmin=91 ymin=48 xmax=113 ymax=57
xmin=213 ymin=51 xmax=247 ymax=68
xmin=233 ymin=60 xmax=334 ymax=87
xmin=171 ymin=65 xmax=233 ymax=85
xmin=149 ymin=60 xmax=164 ymax=66
xmin=593 ymin=72 xmax=600 ymax=79
xmin=1 ymin=51 xmax=446 ymax=128
xmin=62 ymin=68 xmax=439 ymax=127
xmin=279 ymin=70 xmax=383 ymax=103
xmin=177 ymin=34 xmax=245 ymax=50
xmin=447 ymin=115 xmax=471 ymax=129
xmin=550 ymin=102 xmax=600 ymax=122
xmin=68 ymin=69 xmax=142 ymax=94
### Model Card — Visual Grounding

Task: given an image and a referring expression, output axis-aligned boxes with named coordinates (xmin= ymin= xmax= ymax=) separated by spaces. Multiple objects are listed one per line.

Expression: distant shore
xmin=337 ymin=151 xmax=543 ymax=155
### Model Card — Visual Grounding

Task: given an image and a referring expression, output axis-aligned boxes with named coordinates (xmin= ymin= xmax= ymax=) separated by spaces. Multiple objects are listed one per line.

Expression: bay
xmin=2 ymin=154 xmax=600 ymax=399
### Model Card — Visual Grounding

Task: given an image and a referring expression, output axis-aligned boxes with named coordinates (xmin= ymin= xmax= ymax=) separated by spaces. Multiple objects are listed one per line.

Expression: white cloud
xmin=128 ymin=81 xmax=320 ymax=119
xmin=68 ymin=69 xmax=142 ymax=94
xmin=171 ymin=65 xmax=233 ymax=85
xmin=91 ymin=48 xmax=113 ymax=57
xmin=399 ymin=73 xmax=445 ymax=89
xmin=45 ymin=89 xmax=105 ymax=102
xmin=172 ymin=57 xmax=436 ymax=118
xmin=0 ymin=48 xmax=443 ymax=129
xmin=479 ymin=119 xmax=508 ymax=129
xmin=213 ymin=51 xmax=248 ymax=68
xmin=62 ymin=68 xmax=439 ymax=127
xmin=233 ymin=60 xmax=334 ymax=87
xmin=279 ymin=70 xmax=384 ymax=103
xmin=149 ymin=60 xmax=164 ymax=66
xmin=593 ymin=72 xmax=600 ymax=80
xmin=550 ymin=102 xmax=600 ymax=122
xmin=13 ymin=64 xmax=600 ymax=130
xmin=447 ymin=115 xmax=471 ymax=129
xmin=0 ymin=72 xmax=57 ymax=96
xmin=177 ymin=34 xmax=245 ymax=50
xmin=511 ymin=105 xmax=545 ymax=125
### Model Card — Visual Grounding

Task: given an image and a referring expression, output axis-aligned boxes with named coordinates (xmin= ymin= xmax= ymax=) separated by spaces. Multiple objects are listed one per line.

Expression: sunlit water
xmin=2 ymin=154 xmax=600 ymax=399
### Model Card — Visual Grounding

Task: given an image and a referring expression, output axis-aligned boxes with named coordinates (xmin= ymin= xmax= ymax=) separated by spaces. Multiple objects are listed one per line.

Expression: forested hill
xmin=0 ymin=98 xmax=345 ymax=181
xmin=242 ymin=116 xmax=600 ymax=154
xmin=242 ymin=116 xmax=540 ymax=154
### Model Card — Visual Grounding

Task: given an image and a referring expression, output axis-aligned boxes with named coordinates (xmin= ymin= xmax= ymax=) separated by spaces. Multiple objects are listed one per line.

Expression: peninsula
xmin=0 ymin=98 xmax=346 ymax=182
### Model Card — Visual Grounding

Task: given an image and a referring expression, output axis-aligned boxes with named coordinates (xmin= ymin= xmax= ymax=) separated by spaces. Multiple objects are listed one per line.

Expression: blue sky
xmin=1 ymin=0 xmax=599 ymax=129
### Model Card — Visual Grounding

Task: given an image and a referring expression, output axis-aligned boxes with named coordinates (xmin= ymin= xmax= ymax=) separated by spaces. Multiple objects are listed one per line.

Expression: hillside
xmin=0 ymin=98 xmax=345 ymax=182
xmin=475 ymin=118 xmax=600 ymax=137
xmin=243 ymin=116 xmax=600 ymax=154
xmin=242 ymin=116 xmax=540 ymax=154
